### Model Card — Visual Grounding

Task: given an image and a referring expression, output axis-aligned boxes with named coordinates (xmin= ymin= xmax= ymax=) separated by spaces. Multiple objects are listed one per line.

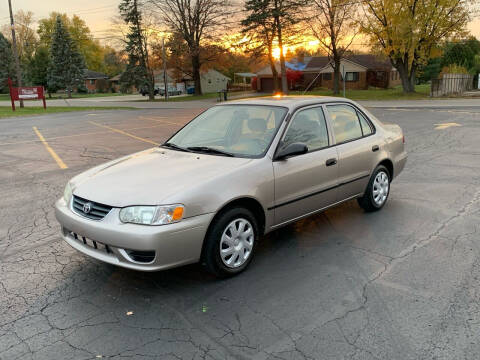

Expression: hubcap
xmin=372 ymin=171 xmax=389 ymax=206
xmin=220 ymin=218 xmax=254 ymax=268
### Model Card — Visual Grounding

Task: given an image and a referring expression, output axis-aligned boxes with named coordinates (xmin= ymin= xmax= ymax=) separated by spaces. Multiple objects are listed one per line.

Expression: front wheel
xmin=203 ymin=208 xmax=258 ymax=278
xmin=357 ymin=165 xmax=390 ymax=212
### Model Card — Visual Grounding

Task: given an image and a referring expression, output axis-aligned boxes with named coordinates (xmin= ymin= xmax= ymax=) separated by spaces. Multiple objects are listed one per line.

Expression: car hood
xmin=72 ymin=148 xmax=253 ymax=207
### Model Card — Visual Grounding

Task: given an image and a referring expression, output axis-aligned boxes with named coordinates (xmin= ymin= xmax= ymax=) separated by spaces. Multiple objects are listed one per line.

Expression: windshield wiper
xmin=161 ymin=142 xmax=191 ymax=152
xmin=187 ymin=146 xmax=235 ymax=157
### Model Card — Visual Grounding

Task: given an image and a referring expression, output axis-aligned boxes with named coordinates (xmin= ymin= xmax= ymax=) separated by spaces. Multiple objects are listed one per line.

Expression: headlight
xmin=63 ymin=182 xmax=73 ymax=203
xmin=119 ymin=205 xmax=184 ymax=225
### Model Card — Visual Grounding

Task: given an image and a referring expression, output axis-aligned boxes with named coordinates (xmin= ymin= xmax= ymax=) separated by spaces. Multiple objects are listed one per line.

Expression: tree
xmin=26 ymin=46 xmax=50 ymax=93
xmin=119 ymin=0 xmax=155 ymax=100
xmin=418 ymin=57 xmax=442 ymax=83
xmin=163 ymin=31 xmax=227 ymax=86
xmin=361 ymin=0 xmax=472 ymax=93
xmin=103 ymin=47 xmax=126 ymax=77
xmin=441 ymin=37 xmax=480 ymax=71
xmin=272 ymin=0 xmax=305 ymax=94
xmin=150 ymin=0 xmax=231 ymax=95
xmin=47 ymin=16 xmax=86 ymax=98
xmin=309 ymin=0 xmax=358 ymax=94
xmin=213 ymin=51 xmax=252 ymax=83
xmin=37 ymin=13 xmax=106 ymax=72
xmin=242 ymin=0 xmax=280 ymax=92
xmin=1 ymin=10 xmax=37 ymax=62
xmin=242 ymin=0 xmax=304 ymax=94
xmin=0 ymin=33 xmax=15 ymax=93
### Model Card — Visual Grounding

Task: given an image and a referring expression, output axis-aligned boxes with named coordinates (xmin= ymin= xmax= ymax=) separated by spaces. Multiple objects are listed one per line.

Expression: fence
xmin=431 ymin=74 xmax=474 ymax=97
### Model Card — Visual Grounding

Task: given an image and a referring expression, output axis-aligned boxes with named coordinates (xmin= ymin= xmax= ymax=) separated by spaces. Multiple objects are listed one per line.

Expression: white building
xmin=200 ymin=69 xmax=230 ymax=93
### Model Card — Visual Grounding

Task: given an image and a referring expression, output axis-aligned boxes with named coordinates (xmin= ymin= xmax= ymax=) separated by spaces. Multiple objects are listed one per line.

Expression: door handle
xmin=372 ymin=145 xmax=379 ymax=152
xmin=326 ymin=158 xmax=337 ymax=166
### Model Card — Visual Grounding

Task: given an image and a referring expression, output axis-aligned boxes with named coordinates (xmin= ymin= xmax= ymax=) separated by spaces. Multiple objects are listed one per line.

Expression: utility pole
xmin=162 ymin=37 xmax=168 ymax=101
xmin=8 ymin=0 xmax=24 ymax=108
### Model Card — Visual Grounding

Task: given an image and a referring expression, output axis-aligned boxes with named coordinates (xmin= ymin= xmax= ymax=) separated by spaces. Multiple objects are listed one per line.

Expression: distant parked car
xmin=160 ymin=86 xmax=182 ymax=96
xmin=55 ymin=96 xmax=407 ymax=277
xmin=139 ymin=87 xmax=159 ymax=96
xmin=186 ymin=86 xmax=195 ymax=94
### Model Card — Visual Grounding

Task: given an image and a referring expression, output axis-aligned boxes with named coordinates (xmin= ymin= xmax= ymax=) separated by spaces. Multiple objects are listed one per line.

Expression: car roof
xmin=220 ymin=95 xmax=355 ymax=110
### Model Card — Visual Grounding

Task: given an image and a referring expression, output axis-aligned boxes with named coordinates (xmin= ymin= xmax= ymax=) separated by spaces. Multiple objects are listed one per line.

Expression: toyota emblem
xmin=83 ymin=202 xmax=92 ymax=214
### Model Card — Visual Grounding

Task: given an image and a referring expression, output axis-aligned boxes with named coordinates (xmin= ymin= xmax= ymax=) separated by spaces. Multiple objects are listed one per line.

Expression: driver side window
xmin=283 ymin=107 xmax=329 ymax=152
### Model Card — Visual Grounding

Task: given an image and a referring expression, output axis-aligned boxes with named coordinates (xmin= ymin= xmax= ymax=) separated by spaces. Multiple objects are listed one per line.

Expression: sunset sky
xmin=1 ymin=0 xmax=480 ymax=48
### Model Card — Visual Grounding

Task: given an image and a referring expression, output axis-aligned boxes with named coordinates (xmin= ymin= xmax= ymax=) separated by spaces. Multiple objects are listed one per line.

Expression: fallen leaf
xmin=126 ymin=311 xmax=134 ymax=316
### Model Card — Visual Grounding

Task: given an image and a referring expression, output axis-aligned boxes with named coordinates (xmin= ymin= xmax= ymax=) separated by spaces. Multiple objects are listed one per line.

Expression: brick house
xmin=303 ymin=55 xmax=401 ymax=90
xmin=84 ymin=70 xmax=109 ymax=93
xmin=256 ymin=55 xmax=401 ymax=93
xmin=255 ymin=58 xmax=310 ymax=92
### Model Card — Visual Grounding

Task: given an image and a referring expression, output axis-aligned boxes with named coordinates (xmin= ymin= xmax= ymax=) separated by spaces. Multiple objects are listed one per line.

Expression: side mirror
xmin=275 ymin=142 xmax=308 ymax=160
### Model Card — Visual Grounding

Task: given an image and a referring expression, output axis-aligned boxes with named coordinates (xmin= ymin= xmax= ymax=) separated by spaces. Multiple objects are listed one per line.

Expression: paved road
xmin=1 ymin=93 xmax=480 ymax=110
xmin=0 ymin=105 xmax=479 ymax=359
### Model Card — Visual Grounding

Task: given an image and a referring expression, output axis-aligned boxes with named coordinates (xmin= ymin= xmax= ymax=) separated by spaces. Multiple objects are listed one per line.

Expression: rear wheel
xmin=203 ymin=208 xmax=258 ymax=278
xmin=357 ymin=165 xmax=390 ymax=212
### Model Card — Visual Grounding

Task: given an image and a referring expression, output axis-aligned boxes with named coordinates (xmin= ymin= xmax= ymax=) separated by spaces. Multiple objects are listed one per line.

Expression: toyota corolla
xmin=55 ymin=96 xmax=407 ymax=277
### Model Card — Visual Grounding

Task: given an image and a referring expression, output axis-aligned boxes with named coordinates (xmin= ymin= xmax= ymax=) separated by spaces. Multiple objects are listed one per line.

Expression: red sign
xmin=8 ymin=78 xmax=47 ymax=111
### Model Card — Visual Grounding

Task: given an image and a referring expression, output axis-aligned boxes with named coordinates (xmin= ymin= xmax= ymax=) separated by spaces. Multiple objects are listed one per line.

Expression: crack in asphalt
xmin=1 ymin=108 xmax=480 ymax=359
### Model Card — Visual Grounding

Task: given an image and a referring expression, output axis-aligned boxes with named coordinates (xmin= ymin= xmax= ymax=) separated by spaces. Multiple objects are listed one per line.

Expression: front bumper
xmin=55 ymin=198 xmax=214 ymax=271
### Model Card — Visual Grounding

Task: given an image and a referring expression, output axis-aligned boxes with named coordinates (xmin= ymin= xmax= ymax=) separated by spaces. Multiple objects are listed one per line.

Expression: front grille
xmin=72 ymin=195 xmax=112 ymax=220
xmin=69 ymin=231 xmax=112 ymax=254
xmin=125 ymin=250 xmax=156 ymax=263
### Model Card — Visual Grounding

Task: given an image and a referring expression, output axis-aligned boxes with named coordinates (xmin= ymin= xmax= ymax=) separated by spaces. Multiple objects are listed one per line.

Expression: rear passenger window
xmin=358 ymin=112 xmax=373 ymax=136
xmin=327 ymin=105 xmax=362 ymax=144
xmin=283 ymin=107 xmax=329 ymax=152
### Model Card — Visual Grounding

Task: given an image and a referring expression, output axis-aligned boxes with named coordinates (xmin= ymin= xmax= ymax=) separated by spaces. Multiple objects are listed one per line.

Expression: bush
xmin=440 ymin=64 xmax=469 ymax=77
xmin=77 ymin=84 xmax=88 ymax=94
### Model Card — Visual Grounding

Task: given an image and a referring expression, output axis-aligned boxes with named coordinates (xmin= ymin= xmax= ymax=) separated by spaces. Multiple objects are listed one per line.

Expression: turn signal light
xmin=172 ymin=206 xmax=184 ymax=221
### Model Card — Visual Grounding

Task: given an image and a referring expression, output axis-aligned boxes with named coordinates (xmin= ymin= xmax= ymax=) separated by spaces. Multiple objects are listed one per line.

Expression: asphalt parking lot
xmin=1 ymin=104 xmax=479 ymax=359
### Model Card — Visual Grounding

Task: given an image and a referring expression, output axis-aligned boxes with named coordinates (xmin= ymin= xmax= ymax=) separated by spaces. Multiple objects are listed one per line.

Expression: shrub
xmin=77 ymin=84 xmax=88 ymax=93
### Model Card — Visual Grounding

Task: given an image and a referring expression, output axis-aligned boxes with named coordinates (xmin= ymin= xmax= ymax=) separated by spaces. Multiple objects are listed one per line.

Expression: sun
xmin=272 ymin=47 xmax=281 ymax=59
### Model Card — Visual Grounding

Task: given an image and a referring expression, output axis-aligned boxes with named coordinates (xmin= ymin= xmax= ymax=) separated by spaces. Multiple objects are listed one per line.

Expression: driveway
xmin=0 ymin=105 xmax=479 ymax=359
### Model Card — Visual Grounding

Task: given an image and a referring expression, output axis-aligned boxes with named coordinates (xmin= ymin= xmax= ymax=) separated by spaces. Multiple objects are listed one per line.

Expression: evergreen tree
xmin=26 ymin=46 xmax=50 ymax=95
xmin=242 ymin=0 xmax=280 ymax=92
xmin=242 ymin=0 xmax=305 ymax=94
xmin=441 ymin=37 xmax=480 ymax=72
xmin=47 ymin=16 xmax=85 ymax=98
xmin=0 ymin=33 xmax=15 ymax=93
xmin=119 ymin=0 xmax=154 ymax=99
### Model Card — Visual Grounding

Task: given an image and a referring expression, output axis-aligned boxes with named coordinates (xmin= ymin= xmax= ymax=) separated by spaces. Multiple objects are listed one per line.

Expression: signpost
xmin=8 ymin=78 xmax=47 ymax=111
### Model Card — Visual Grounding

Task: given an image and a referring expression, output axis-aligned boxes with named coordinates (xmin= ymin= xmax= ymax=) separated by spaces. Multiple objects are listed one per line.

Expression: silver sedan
xmin=55 ymin=96 xmax=407 ymax=277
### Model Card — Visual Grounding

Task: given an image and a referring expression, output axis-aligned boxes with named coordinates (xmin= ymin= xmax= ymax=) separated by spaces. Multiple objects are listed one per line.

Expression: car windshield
xmin=164 ymin=105 xmax=288 ymax=157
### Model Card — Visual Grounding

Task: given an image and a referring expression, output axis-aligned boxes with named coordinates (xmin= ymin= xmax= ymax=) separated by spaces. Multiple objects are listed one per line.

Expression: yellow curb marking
xmin=434 ymin=122 xmax=462 ymax=130
xmin=88 ymin=121 xmax=160 ymax=145
xmin=33 ymin=126 xmax=68 ymax=169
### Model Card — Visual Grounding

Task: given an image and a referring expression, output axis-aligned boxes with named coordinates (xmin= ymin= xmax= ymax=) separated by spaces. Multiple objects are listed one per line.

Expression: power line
xmin=68 ymin=2 xmax=119 ymax=15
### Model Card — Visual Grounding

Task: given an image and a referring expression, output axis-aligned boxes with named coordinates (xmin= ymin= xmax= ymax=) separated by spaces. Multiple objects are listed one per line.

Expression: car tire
xmin=203 ymin=207 xmax=258 ymax=278
xmin=357 ymin=165 xmax=390 ymax=212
